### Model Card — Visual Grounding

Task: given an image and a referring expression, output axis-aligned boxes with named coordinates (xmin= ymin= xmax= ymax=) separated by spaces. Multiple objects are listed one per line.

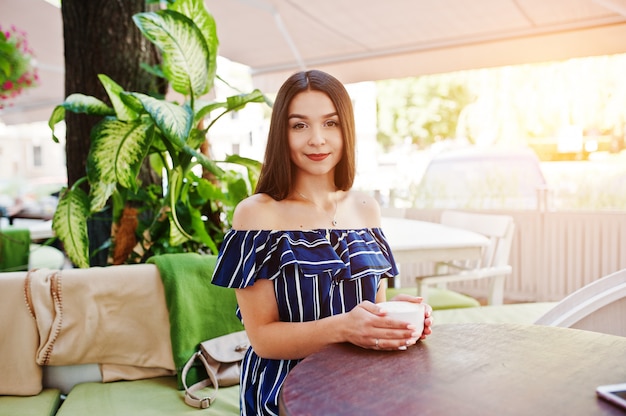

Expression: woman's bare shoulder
xmin=232 ymin=193 xmax=279 ymax=230
xmin=342 ymin=190 xmax=382 ymax=227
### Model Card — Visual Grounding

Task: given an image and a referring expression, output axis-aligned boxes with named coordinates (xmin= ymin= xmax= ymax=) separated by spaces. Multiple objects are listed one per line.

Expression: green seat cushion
xmin=56 ymin=376 xmax=240 ymax=416
xmin=0 ymin=389 xmax=61 ymax=416
xmin=433 ymin=302 xmax=558 ymax=325
xmin=387 ymin=287 xmax=481 ymax=310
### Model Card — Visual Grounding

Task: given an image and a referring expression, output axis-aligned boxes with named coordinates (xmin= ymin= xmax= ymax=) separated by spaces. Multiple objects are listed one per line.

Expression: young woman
xmin=212 ymin=69 xmax=433 ymax=416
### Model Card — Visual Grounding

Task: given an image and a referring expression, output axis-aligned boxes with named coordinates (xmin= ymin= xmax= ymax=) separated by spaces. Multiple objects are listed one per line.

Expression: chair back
xmin=535 ymin=268 xmax=626 ymax=337
xmin=440 ymin=210 xmax=515 ymax=269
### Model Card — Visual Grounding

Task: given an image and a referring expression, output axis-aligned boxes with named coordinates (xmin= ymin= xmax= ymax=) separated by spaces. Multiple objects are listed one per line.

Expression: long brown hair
xmin=255 ymin=70 xmax=356 ymax=200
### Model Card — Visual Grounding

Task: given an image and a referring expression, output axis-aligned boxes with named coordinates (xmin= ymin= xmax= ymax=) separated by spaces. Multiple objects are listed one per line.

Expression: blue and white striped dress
xmin=211 ymin=228 xmax=398 ymax=416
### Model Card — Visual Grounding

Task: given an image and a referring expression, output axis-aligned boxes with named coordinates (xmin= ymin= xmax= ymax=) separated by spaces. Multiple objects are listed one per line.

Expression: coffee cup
xmin=378 ymin=301 xmax=425 ymax=334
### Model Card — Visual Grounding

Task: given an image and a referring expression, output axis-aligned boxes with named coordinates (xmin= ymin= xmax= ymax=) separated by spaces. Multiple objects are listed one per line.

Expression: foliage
xmin=48 ymin=0 xmax=269 ymax=268
xmin=377 ymin=55 xmax=626 ymax=150
xmin=0 ymin=25 xmax=39 ymax=109
xmin=376 ymin=75 xmax=471 ymax=149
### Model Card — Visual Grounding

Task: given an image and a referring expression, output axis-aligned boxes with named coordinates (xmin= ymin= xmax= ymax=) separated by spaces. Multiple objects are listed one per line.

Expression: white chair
xmin=534 ymin=268 xmax=626 ymax=337
xmin=415 ymin=210 xmax=515 ymax=306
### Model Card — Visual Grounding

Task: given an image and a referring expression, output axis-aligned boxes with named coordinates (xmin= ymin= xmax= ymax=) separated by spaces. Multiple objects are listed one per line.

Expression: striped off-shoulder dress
xmin=211 ymin=228 xmax=398 ymax=416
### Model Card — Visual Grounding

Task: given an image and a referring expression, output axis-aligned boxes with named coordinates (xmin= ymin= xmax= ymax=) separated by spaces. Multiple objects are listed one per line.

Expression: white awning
xmin=2 ymin=0 xmax=626 ymax=124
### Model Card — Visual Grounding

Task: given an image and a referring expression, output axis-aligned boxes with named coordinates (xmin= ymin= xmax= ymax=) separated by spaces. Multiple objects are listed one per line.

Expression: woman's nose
xmin=307 ymin=126 xmax=326 ymax=146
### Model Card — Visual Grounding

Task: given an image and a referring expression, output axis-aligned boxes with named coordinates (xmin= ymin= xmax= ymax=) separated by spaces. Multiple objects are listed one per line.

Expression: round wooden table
xmin=279 ymin=323 xmax=626 ymax=415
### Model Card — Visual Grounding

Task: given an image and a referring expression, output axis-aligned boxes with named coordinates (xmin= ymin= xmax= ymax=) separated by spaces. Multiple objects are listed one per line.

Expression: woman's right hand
xmin=343 ymin=301 xmax=420 ymax=351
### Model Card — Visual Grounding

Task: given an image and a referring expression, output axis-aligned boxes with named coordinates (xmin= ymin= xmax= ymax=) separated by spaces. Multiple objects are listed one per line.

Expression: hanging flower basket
xmin=0 ymin=25 xmax=39 ymax=109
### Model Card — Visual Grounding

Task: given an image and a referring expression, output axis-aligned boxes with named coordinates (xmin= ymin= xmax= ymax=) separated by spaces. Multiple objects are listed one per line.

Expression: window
xmin=33 ymin=145 xmax=42 ymax=167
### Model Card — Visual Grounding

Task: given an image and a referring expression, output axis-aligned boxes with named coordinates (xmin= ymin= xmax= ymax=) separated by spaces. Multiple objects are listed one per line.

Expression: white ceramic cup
xmin=378 ymin=301 xmax=425 ymax=334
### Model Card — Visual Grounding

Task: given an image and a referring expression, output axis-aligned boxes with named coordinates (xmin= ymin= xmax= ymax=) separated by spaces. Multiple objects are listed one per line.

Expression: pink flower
xmin=0 ymin=25 xmax=38 ymax=105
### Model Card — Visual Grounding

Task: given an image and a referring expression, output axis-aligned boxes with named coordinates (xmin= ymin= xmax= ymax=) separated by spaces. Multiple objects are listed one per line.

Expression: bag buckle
xmin=200 ymin=397 xmax=215 ymax=409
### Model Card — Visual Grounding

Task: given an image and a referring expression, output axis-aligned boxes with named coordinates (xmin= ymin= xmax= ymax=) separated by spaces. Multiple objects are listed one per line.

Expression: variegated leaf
xmin=98 ymin=74 xmax=140 ymax=121
xmin=88 ymin=118 xmax=155 ymax=204
xmin=48 ymin=105 xmax=66 ymax=143
xmin=63 ymin=93 xmax=115 ymax=116
xmin=224 ymin=154 xmax=262 ymax=192
xmin=130 ymin=92 xmax=191 ymax=150
xmin=167 ymin=167 xmax=192 ymax=245
xmin=89 ymin=181 xmax=117 ymax=214
xmin=204 ymin=90 xmax=269 ymax=129
xmin=182 ymin=146 xmax=224 ymax=177
xmin=169 ymin=0 xmax=218 ymax=91
xmin=133 ymin=10 xmax=209 ymax=97
xmin=52 ymin=187 xmax=90 ymax=268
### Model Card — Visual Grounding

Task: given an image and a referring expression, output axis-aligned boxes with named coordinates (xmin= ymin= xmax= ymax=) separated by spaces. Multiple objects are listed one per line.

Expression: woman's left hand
xmin=389 ymin=293 xmax=433 ymax=339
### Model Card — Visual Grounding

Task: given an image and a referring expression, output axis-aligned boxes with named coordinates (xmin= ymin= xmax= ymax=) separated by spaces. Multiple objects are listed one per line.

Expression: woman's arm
xmin=236 ymin=279 xmax=420 ymax=360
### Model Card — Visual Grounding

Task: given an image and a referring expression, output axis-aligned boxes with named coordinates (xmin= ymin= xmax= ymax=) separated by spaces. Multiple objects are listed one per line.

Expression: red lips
xmin=306 ymin=153 xmax=329 ymax=161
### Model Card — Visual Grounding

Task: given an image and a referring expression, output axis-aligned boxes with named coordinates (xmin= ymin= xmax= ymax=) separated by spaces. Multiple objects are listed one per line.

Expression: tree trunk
xmin=61 ymin=0 xmax=165 ymax=265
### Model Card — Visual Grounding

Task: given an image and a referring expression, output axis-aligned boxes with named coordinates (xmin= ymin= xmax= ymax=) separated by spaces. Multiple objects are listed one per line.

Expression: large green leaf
xmin=62 ymin=93 xmax=115 ymax=116
xmin=48 ymin=94 xmax=116 ymax=143
xmin=193 ymin=100 xmax=228 ymax=125
xmin=88 ymin=181 xmax=117 ymax=215
xmin=48 ymin=106 xmax=66 ymax=143
xmin=130 ymin=92 xmax=192 ymax=150
xmin=98 ymin=74 xmax=140 ymax=121
xmin=169 ymin=0 xmax=218 ymax=92
xmin=186 ymin=126 xmax=207 ymax=149
xmin=223 ymin=154 xmax=262 ymax=192
xmin=88 ymin=117 xmax=155 ymax=211
xmin=182 ymin=146 xmax=224 ymax=177
xmin=187 ymin=204 xmax=218 ymax=254
xmin=167 ymin=166 xmax=192 ymax=245
xmin=226 ymin=89 xmax=268 ymax=111
xmin=52 ymin=187 xmax=90 ymax=268
xmin=133 ymin=10 xmax=209 ymax=97
xmin=204 ymin=90 xmax=268 ymax=129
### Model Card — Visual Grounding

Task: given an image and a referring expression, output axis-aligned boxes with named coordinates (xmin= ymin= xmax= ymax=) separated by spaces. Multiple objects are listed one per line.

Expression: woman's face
xmin=287 ymin=90 xmax=343 ymax=178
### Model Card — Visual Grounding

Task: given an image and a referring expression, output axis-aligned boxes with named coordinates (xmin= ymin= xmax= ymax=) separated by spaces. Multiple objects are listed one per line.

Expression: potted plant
xmin=48 ymin=0 xmax=269 ymax=268
xmin=0 ymin=24 xmax=39 ymax=109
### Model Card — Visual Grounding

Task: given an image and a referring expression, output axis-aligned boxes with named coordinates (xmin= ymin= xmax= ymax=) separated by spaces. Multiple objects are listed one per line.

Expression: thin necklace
xmin=295 ymin=190 xmax=338 ymax=227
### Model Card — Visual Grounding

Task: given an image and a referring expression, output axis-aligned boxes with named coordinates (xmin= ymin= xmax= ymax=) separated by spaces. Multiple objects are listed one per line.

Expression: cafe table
xmin=279 ymin=323 xmax=626 ymax=416
xmin=381 ymin=216 xmax=489 ymax=265
xmin=381 ymin=217 xmax=489 ymax=287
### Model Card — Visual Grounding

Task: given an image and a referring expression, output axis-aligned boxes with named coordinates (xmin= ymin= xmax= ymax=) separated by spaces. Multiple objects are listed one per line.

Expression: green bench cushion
xmin=56 ymin=376 xmax=239 ymax=416
xmin=433 ymin=302 xmax=558 ymax=325
xmin=0 ymin=389 xmax=61 ymax=416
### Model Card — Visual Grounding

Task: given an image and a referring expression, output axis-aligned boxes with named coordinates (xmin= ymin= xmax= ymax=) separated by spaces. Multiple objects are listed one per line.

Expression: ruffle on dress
xmin=212 ymin=228 xmax=397 ymax=289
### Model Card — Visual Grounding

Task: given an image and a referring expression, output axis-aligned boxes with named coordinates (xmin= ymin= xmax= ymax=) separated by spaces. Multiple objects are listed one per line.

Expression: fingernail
xmin=398 ymin=345 xmax=407 ymax=350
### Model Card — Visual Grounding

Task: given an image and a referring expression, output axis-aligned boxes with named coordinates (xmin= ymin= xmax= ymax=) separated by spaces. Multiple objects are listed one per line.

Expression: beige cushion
xmin=0 ymin=271 xmax=42 ymax=395
xmin=26 ymin=266 xmax=175 ymax=382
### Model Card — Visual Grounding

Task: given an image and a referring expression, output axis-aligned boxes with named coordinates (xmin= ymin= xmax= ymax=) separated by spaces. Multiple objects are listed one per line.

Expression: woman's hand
xmin=342 ymin=300 xmax=425 ymax=351
xmin=388 ymin=293 xmax=433 ymax=340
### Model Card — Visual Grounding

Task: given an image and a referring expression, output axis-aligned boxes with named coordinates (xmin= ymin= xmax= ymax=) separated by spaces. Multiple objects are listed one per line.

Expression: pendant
xmin=332 ymin=219 xmax=338 ymax=226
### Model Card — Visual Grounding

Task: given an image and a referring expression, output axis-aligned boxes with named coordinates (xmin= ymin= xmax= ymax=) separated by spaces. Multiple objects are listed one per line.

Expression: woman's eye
xmin=325 ymin=120 xmax=339 ymax=127
xmin=292 ymin=122 xmax=307 ymax=130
